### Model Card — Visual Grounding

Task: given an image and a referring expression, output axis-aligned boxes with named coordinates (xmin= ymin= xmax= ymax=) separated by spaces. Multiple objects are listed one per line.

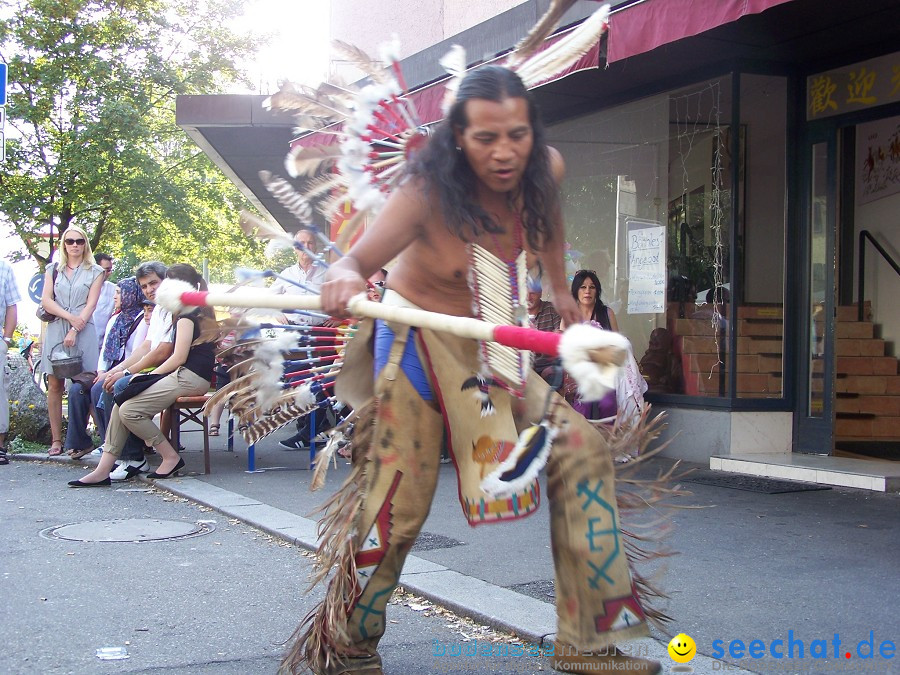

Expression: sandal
xmin=68 ymin=448 xmax=93 ymax=460
xmin=48 ymin=441 xmax=64 ymax=457
xmin=208 ymin=424 xmax=220 ymax=437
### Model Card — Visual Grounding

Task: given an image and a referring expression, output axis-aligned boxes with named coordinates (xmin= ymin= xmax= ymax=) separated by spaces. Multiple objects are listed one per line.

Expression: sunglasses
xmin=64 ymin=238 xmax=86 ymax=245
xmin=575 ymin=269 xmax=596 ymax=275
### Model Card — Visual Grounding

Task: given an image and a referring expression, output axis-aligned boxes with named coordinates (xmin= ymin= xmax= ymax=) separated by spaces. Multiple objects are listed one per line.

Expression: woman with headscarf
xmin=39 ymin=225 xmax=105 ymax=456
xmin=64 ymin=277 xmax=147 ymax=458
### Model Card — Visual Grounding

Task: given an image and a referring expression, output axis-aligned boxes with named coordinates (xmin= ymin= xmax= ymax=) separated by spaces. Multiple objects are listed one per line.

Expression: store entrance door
xmin=795 ymin=127 xmax=838 ymax=454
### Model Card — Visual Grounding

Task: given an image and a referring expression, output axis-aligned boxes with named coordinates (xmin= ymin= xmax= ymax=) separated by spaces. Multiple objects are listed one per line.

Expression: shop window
xmin=550 ymin=73 xmax=786 ymax=401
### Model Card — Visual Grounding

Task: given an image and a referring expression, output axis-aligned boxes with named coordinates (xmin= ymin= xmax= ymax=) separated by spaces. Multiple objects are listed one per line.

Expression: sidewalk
xmin=24 ymin=420 xmax=900 ymax=675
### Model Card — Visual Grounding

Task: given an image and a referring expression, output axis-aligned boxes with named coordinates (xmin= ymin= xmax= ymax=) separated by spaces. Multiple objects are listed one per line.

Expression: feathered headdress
xmin=260 ymin=2 xmax=610 ymax=251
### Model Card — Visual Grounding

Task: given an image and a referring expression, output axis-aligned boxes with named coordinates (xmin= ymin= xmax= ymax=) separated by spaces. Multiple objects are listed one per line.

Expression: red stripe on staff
xmin=182 ymin=291 xmax=209 ymax=307
xmin=493 ymin=325 xmax=562 ymax=356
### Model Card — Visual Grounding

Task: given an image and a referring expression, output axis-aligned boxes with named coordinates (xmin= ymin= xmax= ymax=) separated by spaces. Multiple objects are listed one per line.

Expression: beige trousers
xmin=104 ymin=367 xmax=209 ymax=457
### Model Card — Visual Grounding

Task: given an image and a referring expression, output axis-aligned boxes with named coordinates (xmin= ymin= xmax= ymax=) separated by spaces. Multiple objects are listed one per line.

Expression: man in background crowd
xmin=527 ymin=275 xmax=562 ymax=384
xmin=93 ymin=253 xmax=116 ymax=346
xmin=0 ymin=260 xmax=21 ymax=466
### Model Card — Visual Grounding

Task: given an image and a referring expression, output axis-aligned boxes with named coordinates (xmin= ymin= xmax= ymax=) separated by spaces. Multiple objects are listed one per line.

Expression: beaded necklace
xmin=467 ymin=210 xmax=529 ymax=397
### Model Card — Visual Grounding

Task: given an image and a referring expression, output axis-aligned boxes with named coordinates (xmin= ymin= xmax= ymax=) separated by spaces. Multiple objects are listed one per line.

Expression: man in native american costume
xmin=280 ymin=65 xmax=663 ymax=675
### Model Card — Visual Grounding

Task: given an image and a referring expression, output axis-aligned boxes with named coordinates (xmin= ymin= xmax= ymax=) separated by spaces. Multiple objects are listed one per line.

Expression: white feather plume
xmin=439 ymin=44 xmax=467 ymax=114
xmin=515 ymin=5 xmax=610 ymax=88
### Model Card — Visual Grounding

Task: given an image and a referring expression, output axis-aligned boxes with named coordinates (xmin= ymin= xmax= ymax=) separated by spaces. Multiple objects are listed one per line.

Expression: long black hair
xmin=571 ymin=269 xmax=610 ymax=329
xmin=407 ymin=65 xmax=559 ymax=251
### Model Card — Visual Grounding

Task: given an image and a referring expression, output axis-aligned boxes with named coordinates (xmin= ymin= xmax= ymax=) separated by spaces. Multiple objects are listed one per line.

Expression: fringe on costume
xmin=310 ymin=410 xmax=358 ymax=492
xmin=280 ymin=400 xmax=378 ymax=675
xmin=591 ymin=405 xmax=693 ymax=633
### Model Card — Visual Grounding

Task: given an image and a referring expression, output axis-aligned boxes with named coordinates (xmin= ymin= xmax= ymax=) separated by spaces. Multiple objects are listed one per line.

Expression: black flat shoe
xmin=147 ymin=457 xmax=185 ymax=479
xmin=68 ymin=478 xmax=111 ymax=488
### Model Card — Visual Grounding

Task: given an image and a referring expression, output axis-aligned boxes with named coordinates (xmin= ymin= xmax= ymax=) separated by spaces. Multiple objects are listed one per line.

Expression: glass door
xmin=795 ymin=134 xmax=837 ymax=453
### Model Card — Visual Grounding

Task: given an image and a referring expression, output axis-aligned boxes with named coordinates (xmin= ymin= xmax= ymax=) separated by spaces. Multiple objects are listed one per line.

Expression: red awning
xmin=292 ymin=27 xmax=601 ymax=149
xmin=607 ymin=0 xmax=795 ymax=63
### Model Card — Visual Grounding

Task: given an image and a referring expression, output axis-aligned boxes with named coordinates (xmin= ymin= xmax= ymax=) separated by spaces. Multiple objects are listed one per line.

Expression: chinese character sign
xmin=626 ymin=221 xmax=666 ymax=315
xmin=808 ymin=51 xmax=900 ymax=120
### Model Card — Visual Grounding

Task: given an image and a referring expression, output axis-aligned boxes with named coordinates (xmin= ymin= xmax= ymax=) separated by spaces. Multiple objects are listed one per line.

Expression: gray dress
xmin=40 ymin=263 xmax=105 ymax=376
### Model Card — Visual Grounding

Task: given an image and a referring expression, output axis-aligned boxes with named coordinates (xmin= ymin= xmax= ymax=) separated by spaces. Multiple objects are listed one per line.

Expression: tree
xmin=0 ymin=0 xmax=269 ymax=276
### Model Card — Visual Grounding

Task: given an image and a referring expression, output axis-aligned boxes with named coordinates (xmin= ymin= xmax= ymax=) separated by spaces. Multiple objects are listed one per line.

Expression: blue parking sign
xmin=0 ymin=62 xmax=6 ymax=106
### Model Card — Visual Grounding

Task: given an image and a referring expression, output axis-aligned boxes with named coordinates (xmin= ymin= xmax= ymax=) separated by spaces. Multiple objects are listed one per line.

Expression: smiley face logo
xmin=668 ymin=633 xmax=696 ymax=663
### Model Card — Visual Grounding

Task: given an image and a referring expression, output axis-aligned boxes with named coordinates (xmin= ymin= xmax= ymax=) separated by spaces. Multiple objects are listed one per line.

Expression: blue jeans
xmin=64 ymin=381 xmax=94 ymax=451
xmin=91 ymin=379 xmax=112 ymax=441
xmin=111 ymin=375 xmax=146 ymax=462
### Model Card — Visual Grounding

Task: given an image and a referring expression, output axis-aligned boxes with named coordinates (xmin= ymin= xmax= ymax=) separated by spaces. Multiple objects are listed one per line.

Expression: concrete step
xmin=710 ymin=452 xmax=900 ymax=492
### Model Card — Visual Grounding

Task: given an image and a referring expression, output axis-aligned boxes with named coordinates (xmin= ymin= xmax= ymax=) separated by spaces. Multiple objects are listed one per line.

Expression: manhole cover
xmin=683 ymin=474 xmax=831 ymax=494
xmin=411 ymin=531 xmax=465 ymax=551
xmin=41 ymin=518 xmax=215 ymax=543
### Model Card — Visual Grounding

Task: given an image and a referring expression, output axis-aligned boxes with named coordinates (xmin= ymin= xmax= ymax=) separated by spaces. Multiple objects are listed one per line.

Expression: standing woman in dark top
xmin=69 ymin=264 xmax=215 ymax=487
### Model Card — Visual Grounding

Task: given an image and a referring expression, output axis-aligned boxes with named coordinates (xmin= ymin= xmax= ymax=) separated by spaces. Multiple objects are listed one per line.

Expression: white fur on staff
xmin=558 ymin=323 xmax=629 ymax=400
xmin=155 ymin=278 xmax=196 ymax=315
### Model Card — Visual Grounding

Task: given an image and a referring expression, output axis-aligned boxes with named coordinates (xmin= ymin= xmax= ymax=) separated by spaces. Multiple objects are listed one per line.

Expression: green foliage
xmin=0 ymin=0 xmax=270 ymax=279
xmin=8 ymin=435 xmax=48 ymax=454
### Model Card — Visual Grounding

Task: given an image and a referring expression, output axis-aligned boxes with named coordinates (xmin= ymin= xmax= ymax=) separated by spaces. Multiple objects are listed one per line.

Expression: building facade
xmin=178 ymin=0 xmax=900 ymax=473
xmin=328 ymin=0 xmax=900 ymax=465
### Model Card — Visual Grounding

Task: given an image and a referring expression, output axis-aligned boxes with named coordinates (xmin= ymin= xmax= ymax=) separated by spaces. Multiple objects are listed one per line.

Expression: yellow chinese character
xmin=847 ymin=66 xmax=877 ymax=105
xmin=891 ymin=65 xmax=900 ymax=96
xmin=809 ymin=75 xmax=837 ymax=116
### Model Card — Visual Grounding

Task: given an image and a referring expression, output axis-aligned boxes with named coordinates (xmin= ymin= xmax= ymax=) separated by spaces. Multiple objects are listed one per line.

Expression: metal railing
xmin=858 ymin=229 xmax=900 ymax=321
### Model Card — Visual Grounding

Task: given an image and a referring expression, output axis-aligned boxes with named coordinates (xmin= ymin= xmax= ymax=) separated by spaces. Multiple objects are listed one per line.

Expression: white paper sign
xmin=626 ymin=220 xmax=666 ymax=314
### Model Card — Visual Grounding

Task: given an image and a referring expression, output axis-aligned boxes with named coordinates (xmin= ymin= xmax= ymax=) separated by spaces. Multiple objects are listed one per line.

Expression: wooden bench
xmin=167 ymin=394 xmax=212 ymax=474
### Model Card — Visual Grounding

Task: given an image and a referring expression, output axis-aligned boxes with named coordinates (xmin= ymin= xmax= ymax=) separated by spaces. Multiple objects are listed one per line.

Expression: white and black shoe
xmin=278 ymin=436 xmax=307 ymax=451
xmin=110 ymin=459 xmax=149 ymax=481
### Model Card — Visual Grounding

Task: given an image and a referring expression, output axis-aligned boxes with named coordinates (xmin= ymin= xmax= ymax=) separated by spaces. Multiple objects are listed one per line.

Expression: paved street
xmin=7 ymin=432 xmax=900 ymax=674
xmin=2 ymin=461 xmax=551 ymax=674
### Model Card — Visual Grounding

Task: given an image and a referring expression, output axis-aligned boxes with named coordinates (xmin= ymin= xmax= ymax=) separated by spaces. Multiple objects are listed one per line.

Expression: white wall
xmin=855 ymin=184 xmax=900 ymax=355
xmin=329 ymin=0 xmax=526 ymax=65
xmin=741 ymin=75 xmax=787 ymax=304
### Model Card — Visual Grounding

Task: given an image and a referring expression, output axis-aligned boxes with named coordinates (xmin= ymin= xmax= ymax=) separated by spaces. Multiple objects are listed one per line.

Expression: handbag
xmin=36 ymin=263 xmax=59 ymax=323
xmin=113 ymin=372 xmax=168 ymax=406
xmin=70 ymin=371 xmax=98 ymax=390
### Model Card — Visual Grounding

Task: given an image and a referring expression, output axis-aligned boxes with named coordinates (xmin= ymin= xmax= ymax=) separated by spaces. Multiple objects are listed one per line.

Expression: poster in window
xmin=857 ymin=116 xmax=900 ymax=205
xmin=626 ymin=219 xmax=666 ymax=314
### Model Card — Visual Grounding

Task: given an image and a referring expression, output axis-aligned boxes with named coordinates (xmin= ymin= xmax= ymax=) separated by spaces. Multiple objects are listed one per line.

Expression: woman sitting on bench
xmin=68 ymin=264 xmax=215 ymax=487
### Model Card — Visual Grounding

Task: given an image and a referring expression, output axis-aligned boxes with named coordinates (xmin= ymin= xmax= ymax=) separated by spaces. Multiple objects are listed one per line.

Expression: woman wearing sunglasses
xmin=38 ymin=225 xmax=105 ymax=456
